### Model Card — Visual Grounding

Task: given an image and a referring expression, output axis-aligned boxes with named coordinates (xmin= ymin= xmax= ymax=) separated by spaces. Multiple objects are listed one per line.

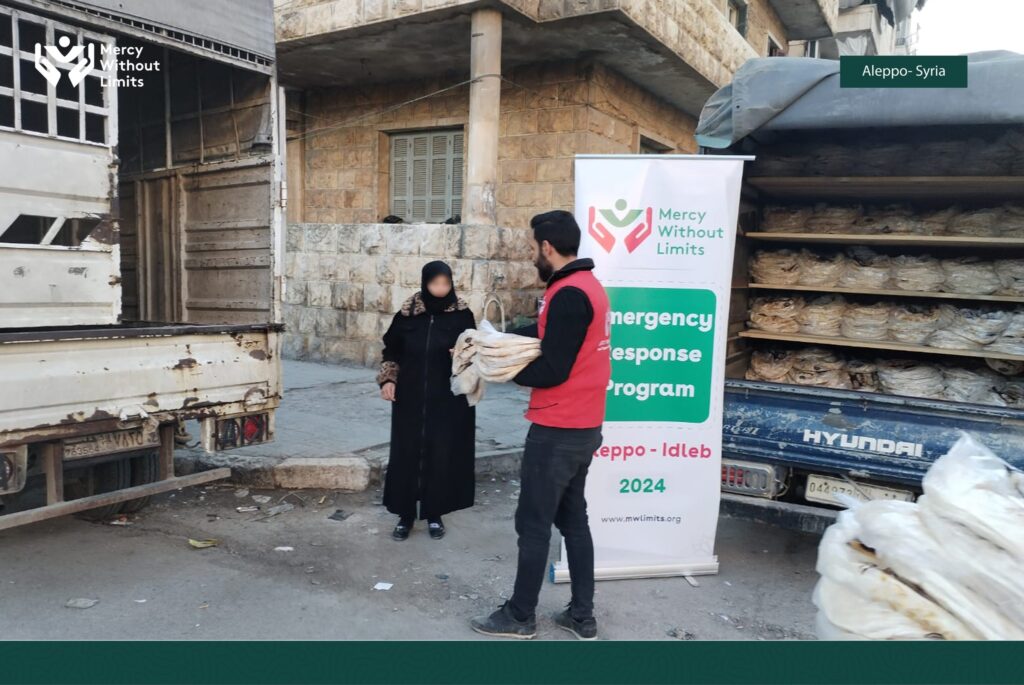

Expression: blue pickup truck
xmin=696 ymin=54 xmax=1024 ymax=532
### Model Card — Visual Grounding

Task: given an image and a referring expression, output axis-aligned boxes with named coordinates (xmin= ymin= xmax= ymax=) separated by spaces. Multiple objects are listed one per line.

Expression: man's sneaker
xmin=554 ymin=606 xmax=598 ymax=641
xmin=470 ymin=602 xmax=537 ymax=640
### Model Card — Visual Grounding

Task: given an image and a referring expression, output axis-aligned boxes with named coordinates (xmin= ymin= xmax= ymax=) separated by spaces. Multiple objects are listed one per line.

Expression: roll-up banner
xmin=553 ymin=154 xmax=751 ymax=583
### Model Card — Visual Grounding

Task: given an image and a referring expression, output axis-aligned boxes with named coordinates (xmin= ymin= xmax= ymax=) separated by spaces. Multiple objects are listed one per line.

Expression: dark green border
xmin=1 ymin=642 xmax=1023 ymax=685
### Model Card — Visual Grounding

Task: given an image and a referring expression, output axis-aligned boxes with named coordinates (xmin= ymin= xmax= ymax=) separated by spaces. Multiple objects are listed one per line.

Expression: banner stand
xmin=551 ymin=560 xmax=719 ymax=584
xmin=554 ymin=154 xmax=751 ymax=584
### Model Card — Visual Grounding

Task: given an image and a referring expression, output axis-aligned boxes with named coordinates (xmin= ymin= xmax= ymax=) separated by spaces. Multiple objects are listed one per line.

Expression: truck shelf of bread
xmin=728 ymin=130 xmax=1024 ymax=410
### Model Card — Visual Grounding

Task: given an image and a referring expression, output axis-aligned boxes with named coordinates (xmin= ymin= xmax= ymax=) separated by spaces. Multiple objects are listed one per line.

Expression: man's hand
xmin=381 ymin=382 xmax=396 ymax=402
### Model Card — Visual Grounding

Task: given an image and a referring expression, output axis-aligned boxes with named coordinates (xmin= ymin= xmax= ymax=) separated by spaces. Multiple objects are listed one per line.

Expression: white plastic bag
xmin=814 ymin=433 xmax=1024 ymax=640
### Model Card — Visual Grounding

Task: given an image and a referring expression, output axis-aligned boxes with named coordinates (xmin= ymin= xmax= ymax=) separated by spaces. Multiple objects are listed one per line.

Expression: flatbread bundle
xmin=746 ymin=349 xmax=795 ymax=382
xmin=891 ymin=255 xmax=944 ymax=292
xmin=941 ymin=257 xmax=1001 ymax=295
xmin=761 ymin=205 xmax=811 ymax=232
xmin=841 ymin=302 xmax=891 ymax=341
xmin=796 ymin=250 xmax=846 ymax=287
xmin=797 ymin=295 xmax=846 ymax=337
xmin=749 ymin=250 xmax=800 ymax=285
xmin=839 ymin=247 xmax=891 ymax=289
xmin=450 ymin=320 xmax=541 ymax=406
xmin=749 ymin=296 xmax=804 ymax=334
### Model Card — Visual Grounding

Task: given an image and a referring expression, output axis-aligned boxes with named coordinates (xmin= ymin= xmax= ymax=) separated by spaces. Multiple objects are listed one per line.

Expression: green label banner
xmin=840 ymin=56 xmax=968 ymax=88
xmin=605 ymin=287 xmax=716 ymax=424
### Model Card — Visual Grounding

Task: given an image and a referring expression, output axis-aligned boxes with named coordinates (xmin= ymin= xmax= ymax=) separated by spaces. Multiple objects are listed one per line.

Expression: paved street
xmin=0 ymin=484 xmax=820 ymax=641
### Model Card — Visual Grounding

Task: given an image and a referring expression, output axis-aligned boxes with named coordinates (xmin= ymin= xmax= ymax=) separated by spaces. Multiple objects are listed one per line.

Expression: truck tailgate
xmin=724 ymin=379 xmax=1024 ymax=486
xmin=0 ymin=323 xmax=281 ymax=446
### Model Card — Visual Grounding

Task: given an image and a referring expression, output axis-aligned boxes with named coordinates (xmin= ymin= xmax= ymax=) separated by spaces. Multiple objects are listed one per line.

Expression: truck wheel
xmin=119 ymin=450 xmax=160 ymax=514
xmin=67 ymin=457 xmax=132 ymax=520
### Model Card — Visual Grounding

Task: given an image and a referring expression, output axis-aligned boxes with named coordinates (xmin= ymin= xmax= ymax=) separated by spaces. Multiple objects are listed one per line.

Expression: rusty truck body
xmin=0 ymin=0 xmax=283 ymax=528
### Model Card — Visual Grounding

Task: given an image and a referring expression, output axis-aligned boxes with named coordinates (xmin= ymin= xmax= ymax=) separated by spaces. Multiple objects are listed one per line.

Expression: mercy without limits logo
xmin=588 ymin=199 xmax=726 ymax=257
xmin=588 ymin=200 xmax=653 ymax=254
xmin=34 ymin=36 xmax=160 ymax=88
xmin=34 ymin=36 xmax=94 ymax=86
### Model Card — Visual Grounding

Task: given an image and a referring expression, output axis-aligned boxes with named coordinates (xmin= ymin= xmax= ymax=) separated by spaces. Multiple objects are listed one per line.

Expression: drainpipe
xmin=464 ymin=8 xmax=502 ymax=225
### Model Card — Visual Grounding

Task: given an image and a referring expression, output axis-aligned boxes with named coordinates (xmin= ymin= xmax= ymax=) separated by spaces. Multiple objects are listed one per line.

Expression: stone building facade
xmin=276 ymin=0 xmax=839 ymax=366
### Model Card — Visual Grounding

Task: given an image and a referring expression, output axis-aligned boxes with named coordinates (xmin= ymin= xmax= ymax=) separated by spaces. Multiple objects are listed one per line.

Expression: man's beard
xmin=534 ymin=254 xmax=554 ymax=282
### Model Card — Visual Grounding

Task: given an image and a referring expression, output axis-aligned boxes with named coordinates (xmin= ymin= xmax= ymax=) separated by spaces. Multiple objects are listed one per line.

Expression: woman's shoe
xmin=428 ymin=519 xmax=445 ymax=540
xmin=392 ymin=518 xmax=413 ymax=541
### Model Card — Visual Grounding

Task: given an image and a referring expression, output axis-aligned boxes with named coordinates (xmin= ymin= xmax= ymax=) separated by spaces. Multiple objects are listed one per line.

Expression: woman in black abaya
xmin=377 ymin=261 xmax=476 ymax=541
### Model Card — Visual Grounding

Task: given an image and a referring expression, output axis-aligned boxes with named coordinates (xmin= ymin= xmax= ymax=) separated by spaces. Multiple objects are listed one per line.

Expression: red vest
xmin=526 ymin=270 xmax=611 ymax=429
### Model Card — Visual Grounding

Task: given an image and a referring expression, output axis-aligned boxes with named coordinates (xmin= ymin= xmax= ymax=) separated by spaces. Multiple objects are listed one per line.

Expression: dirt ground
xmin=0 ymin=480 xmax=821 ymax=640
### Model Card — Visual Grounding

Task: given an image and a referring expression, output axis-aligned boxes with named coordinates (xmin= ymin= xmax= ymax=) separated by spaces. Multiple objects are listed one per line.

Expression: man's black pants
xmin=508 ymin=423 xmax=603 ymax=620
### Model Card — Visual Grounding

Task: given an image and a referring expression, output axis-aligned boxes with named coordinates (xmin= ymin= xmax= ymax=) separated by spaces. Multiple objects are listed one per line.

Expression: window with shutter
xmin=390 ymin=128 xmax=464 ymax=223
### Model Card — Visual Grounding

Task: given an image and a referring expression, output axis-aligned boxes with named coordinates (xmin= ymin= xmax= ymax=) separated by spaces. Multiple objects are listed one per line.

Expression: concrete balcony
xmin=765 ymin=0 xmax=837 ymax=40
xmin=274 ymin=0 xmax=757 ymax=117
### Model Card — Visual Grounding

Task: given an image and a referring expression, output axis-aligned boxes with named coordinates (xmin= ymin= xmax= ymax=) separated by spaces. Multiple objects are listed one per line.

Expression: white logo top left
xmin=34 ymin=36 xmax=95 ymax=87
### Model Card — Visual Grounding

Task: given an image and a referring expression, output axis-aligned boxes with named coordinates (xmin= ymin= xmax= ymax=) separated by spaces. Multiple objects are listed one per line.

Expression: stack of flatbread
xmin=451 ymin=320 xmax=541 ymax=407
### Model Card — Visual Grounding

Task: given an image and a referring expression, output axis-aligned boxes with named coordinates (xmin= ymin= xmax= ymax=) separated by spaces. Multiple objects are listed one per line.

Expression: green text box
xmin=605 ymin=287 xmax=716 ymax=423
xmin=840 ymin=56 xmax=968 ymax=88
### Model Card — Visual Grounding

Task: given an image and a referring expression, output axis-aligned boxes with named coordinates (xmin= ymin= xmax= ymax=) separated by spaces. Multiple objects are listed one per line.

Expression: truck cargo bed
xmin=1 ymin=322 xmax=282 ymax=447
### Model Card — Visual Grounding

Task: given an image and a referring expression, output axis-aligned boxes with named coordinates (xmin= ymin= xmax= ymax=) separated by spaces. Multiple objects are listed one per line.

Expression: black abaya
xmin=378 ymin=289 xmax=476 ymax=520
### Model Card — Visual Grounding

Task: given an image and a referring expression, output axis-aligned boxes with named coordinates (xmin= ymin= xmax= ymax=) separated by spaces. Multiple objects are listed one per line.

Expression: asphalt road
xmin=0 ymin=481 xmax=821 ymax=640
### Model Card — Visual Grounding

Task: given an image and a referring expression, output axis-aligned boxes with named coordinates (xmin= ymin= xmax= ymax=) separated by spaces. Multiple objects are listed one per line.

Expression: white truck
xmin=0 ymin=1 xmax=284 ymax=528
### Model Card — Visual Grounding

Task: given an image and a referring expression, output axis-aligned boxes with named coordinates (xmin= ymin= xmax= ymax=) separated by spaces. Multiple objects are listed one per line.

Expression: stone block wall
xmin=496 ymin=61 xmax=698 ymax=228
xmin=296 ymin=78 xmax=470 ymax=224
xmin=291 ymin=59 xmax=698 ymax=227
xmin=282 ymin=222 xmax=541 ymax=366
xmin=744 ymin=0 xmax=792 ymax=56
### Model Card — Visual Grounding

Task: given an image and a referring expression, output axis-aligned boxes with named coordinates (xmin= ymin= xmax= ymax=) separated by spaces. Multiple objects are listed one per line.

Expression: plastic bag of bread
xmin=839 ymin=247 xmax=891 ymax=289
xmin=815 ymin=433 xmax=1024 ymax=640
xmin=994 ymin=259 xmax=1024 ymax=295
xmin=889 ymin=304 xmax=941 ymax=344
xmin=746 ymin=349 xmax=795 ymax=382
xmin=941 ymin=257 xmax=1001 ymax=295
xmin=891 ymin=255 xmax=944 ymax=292
xmin=806 ymin=204 xmax=862 ymax=234
xmin=749 ymin=250 xmax=800 ymax=285
xmin=797 ymin=295 xmax=846 ymax=337
xmin=948 ymin=208 xmax=1001 ymax=237
xmin=749 ymin=296 xmax=804 ymax=334
xmin=796 ymin=250 xmax=846 ymax=287
xmin=847 ymin=359 xmax=879 ymax=392
xmin=761 ymin=205 xmax=811 ymax=232
xmin=877 ymin=359 xmax=945 ymax=399
xmin=841 ymin=302 xmax=891 ymax=341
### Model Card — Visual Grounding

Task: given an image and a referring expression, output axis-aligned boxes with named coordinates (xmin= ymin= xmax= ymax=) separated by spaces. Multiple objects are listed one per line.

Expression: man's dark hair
xmin=530 ymin=210 xmax=580 ymax=257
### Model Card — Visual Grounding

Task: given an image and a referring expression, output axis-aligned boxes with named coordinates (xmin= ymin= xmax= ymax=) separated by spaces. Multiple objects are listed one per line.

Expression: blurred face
xmin=427 ymin=274 xmax=452 ymax=299
xmin=533 ymin=239 xmax=555 ymax=282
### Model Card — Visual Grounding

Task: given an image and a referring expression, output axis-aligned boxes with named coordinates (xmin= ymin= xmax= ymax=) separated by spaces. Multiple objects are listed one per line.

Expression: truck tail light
xmin=721 ymin=459 xmax=786 ymax=498
xmin=0 ymin=445 xmax=28 ymax=495
xmin=216 ymin=414 xmax=270 ymax=450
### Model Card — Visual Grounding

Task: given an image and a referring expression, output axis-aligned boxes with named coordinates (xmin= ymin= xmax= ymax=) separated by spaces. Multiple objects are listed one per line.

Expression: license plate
xmin=805 ymin=474 xmax=914 ymax=506
xmin=63 ymin=427 xmax=159 ymax=460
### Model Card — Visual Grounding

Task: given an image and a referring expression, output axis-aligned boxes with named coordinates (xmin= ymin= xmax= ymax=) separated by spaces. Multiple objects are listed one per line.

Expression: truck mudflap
xmin=724 ymin=380 xmax=1024 ymax=487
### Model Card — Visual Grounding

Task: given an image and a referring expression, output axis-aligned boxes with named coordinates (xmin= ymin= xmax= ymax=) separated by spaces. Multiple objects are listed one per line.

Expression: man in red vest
xmin=472 ymin=210 xmax=611 ymax=641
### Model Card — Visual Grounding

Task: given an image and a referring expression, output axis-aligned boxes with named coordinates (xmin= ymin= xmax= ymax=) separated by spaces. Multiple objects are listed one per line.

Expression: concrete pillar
xmin=464 ymin=8 xmax=502 ymax=226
